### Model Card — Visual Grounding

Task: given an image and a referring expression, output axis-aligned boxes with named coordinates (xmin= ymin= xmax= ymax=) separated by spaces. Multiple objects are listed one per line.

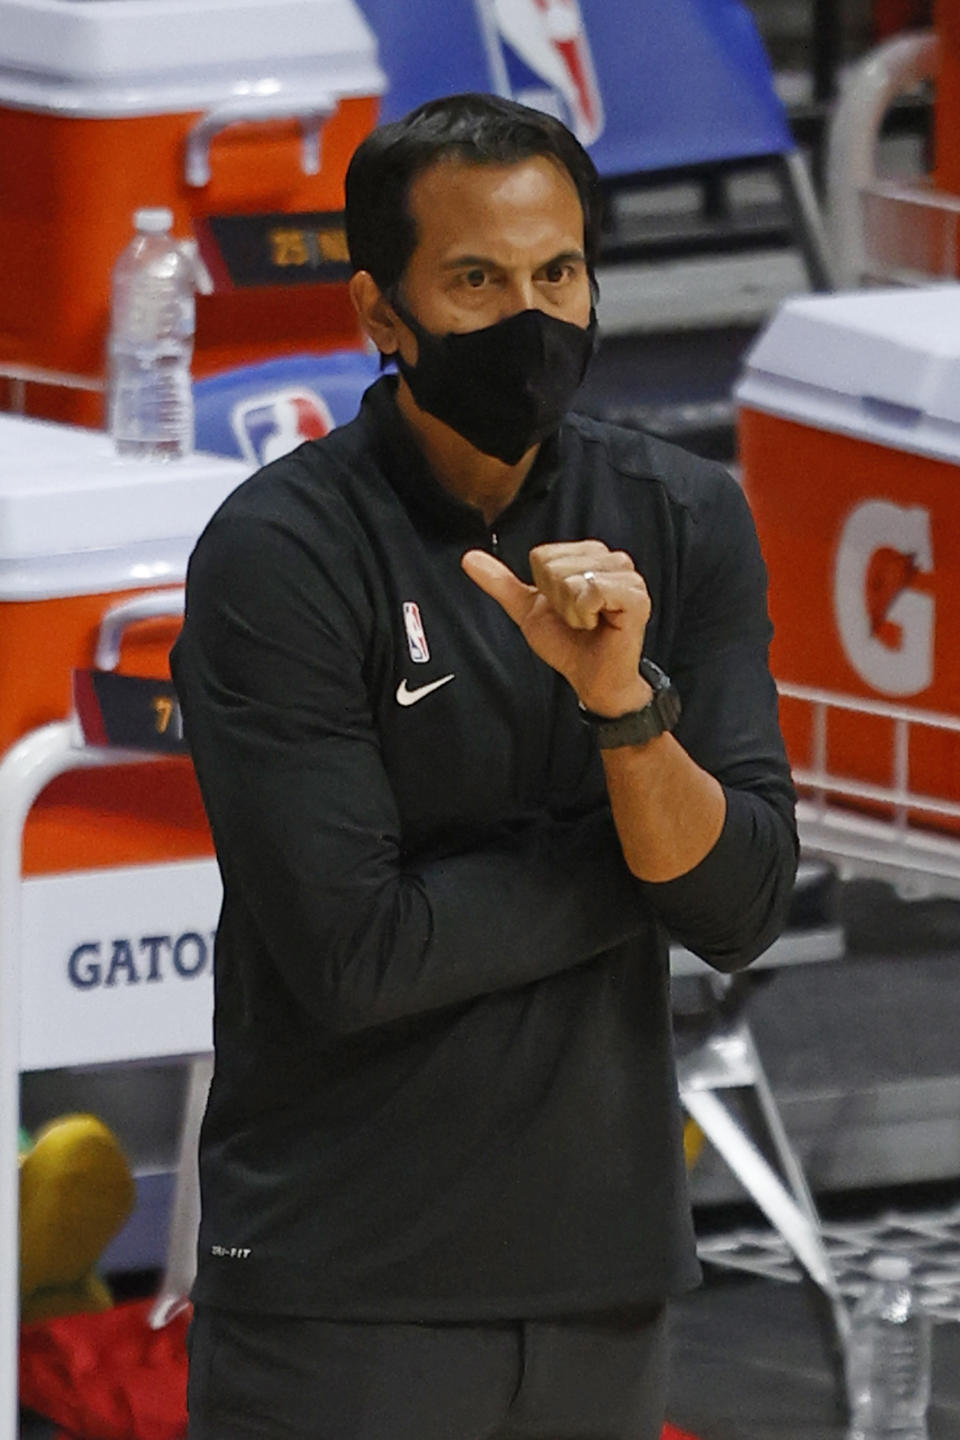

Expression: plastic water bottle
xmin=846 ymin=1254 xmax=932 ymax=1440
xmin=108 ymin=207 xmax=195 ymax=459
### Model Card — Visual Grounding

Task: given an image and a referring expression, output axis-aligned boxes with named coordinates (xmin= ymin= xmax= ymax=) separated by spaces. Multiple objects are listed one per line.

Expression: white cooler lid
xmin=0 ymin=414 xmax=250 ymax=598
xmin=0 ymin=0 xmax=384 ymax=115
xmin=736 ymin=285 xmax=960 ymax=466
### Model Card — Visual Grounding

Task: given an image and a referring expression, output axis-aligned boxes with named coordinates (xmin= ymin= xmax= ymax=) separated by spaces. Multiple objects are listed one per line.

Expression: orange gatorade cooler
xmin=0 ymin=413 xmax=249 ymax=874
xmin=737 ymin=287 xmax=960 ymax=851
xmin=0 ymin=0 xmax=383 ymax=426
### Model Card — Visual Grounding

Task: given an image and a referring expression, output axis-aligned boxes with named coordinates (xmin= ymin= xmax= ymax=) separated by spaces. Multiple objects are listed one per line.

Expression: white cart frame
xmin=0 ymin=719 xmax=223 ymax=1435
xmin=0 ymin=590 xmax=221 ymax=1437
xmin=783 ymin=679 xmax=960 ymax=899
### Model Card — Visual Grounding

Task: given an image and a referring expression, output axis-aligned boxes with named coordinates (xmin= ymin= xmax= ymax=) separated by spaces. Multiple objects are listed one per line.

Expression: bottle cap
xmin=869 ymin=1254 xmax=912 ymax=1281
xmin=133 ymin=207 xmax=174 ymax=234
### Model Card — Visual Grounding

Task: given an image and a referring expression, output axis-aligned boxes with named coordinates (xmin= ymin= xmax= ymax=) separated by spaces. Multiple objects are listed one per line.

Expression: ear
xmin=349 ymin=271 xmax=402 ymax=357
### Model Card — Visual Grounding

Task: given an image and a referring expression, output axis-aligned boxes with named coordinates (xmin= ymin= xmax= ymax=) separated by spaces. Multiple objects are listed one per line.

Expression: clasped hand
xmin=462 ymin=542 xmax=652 ymax=718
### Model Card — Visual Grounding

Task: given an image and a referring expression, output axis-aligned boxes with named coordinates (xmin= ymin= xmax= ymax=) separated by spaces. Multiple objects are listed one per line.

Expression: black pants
xmin=187 ymin=1302 xmax=668 ymax=1440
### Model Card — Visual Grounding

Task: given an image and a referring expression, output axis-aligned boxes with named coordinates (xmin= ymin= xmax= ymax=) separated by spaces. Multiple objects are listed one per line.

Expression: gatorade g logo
xmin=834 ymin=500 xmax=935 ymax=697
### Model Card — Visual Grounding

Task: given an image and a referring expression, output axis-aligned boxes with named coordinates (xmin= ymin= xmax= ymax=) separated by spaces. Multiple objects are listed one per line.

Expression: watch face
xmin=639 ymin=657 xmax=669 ymax=691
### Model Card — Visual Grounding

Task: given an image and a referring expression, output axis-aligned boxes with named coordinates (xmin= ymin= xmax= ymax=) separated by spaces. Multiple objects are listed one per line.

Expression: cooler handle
xmin=94 ymin=590 xmax=186 ymax=673
xmin=185 ymin=93 xmax=336 ymax=188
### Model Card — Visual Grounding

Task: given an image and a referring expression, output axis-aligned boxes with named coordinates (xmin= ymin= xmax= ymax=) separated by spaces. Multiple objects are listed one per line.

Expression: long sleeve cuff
xmin=638 ymin=786 xmax=798 ymax=972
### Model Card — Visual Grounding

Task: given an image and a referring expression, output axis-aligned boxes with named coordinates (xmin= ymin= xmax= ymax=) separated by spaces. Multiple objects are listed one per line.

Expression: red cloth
xmin=20 ymin=1299 xmax=189 ymax=1440
xmin=23 ymin=1300 xmax=702 ymax=1440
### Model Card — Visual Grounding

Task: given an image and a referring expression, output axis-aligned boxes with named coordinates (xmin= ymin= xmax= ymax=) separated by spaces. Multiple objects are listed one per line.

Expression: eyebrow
xmin=440 ymin=249 xmax=586 ymax=272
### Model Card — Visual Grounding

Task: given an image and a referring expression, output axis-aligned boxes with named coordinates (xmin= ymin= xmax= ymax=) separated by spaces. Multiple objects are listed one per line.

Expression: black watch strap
xmin=579 ymin=659 xmax=681 ymax=750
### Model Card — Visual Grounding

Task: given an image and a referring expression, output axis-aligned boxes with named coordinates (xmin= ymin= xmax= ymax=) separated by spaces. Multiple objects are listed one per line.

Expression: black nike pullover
xmin=170 ymin=376 xmax=798 ymax=1320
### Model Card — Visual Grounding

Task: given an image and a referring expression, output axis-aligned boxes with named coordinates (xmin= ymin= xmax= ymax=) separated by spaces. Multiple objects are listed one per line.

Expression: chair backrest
xmin=354 ymin=0 xmax=795 ymax=177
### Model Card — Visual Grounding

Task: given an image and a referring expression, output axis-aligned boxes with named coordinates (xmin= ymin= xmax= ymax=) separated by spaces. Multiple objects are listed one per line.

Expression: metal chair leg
xmin=777 ymin=150 xmax=838 ymax=291
xmin=678 ymin=1015 xmax=851 ymax=1404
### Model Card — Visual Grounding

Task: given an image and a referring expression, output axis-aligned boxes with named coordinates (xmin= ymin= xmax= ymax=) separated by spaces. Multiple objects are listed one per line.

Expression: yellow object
xmin=683 ymin=1117 xmax=706 ymax=1170
xmin=19 ymin=1114 xmax=135 ymax=1322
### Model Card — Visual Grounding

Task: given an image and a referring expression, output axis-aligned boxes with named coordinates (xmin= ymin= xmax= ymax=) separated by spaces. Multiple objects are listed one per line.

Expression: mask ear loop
xmin=376 ymin=285 xmax=416 ymax=371
xmin=385 ymin=285 xmax=419 ymax=334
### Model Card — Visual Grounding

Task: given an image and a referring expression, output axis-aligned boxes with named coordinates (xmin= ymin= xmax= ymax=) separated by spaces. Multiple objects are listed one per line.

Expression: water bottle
xmin=846 ymin=1254 xmax=932 ymax=1440
xmin=108 ymin=207 xmax=195 ymax=459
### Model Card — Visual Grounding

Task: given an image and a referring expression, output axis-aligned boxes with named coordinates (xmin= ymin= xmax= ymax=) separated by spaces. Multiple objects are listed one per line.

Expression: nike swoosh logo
xmin=396 ymin=674 xmax=455 ymax=707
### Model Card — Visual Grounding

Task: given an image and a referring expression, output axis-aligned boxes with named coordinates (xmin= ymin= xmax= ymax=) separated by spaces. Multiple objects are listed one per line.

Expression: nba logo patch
xmin=403 ymin=602 xmax=430 ymax=664
xmin=475 ymin=0 xmax=604 ymax=146
xmin=231 ymin=388 xmax=336 ymax=467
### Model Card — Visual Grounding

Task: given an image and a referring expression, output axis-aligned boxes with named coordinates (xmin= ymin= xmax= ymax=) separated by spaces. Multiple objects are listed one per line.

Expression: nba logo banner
xmin=474 ymin=0 xmax=604 ymax=146
xmin=231 ymin=388 xmax=336 ymax=467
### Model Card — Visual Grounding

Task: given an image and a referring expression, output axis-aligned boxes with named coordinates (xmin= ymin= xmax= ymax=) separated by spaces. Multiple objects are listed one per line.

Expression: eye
xmin=464 ymin=268 xmax=487 ymax=289
xmin=543 ymin=261 xmax=571 ymax=285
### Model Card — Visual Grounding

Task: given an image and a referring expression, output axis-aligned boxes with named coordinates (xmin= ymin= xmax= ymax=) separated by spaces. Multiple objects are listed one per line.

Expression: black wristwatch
xmin=579 ymin=659 xmax=681 ymax=749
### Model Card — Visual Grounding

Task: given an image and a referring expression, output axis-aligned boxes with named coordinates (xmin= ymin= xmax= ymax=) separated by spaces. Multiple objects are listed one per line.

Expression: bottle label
xmin=123 ymin=290 xmax=193 ymax=346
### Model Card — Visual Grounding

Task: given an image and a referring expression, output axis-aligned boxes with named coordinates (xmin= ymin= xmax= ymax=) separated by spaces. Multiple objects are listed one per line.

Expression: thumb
xmin=461 ymin=549 xmax=535 ymax=626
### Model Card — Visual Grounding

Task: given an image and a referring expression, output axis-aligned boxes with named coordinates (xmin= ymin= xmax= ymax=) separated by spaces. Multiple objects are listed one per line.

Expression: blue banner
xmin=356 ymin=0 xmax=793 ymax=176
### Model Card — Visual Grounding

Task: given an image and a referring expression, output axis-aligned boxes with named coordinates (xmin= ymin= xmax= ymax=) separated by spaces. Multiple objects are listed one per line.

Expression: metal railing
xmin=779 ymin=679 xmax=960 ymax=897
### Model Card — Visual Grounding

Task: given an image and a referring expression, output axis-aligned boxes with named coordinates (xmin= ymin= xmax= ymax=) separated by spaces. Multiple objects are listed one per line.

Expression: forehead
xmin=405 ymin=155 xmax=585 ymax=265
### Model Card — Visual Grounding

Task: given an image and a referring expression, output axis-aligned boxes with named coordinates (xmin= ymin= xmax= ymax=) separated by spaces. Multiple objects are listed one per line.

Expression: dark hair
xmin=345 ymin=92 xmax=602 ymax=297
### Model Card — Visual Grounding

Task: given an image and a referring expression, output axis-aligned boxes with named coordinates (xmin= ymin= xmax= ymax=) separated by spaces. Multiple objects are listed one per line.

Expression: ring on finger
xmin=582 ymin=570 xmax=597 ymax=584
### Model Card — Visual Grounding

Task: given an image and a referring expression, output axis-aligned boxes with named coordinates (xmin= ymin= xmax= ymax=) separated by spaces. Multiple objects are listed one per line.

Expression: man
xmin=172 ymin=93 xmax=797 ymax=1440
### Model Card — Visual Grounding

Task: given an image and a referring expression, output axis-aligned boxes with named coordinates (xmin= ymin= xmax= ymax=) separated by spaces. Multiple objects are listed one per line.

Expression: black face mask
xmin=391 ymin=297 xmax=598 ymax=466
